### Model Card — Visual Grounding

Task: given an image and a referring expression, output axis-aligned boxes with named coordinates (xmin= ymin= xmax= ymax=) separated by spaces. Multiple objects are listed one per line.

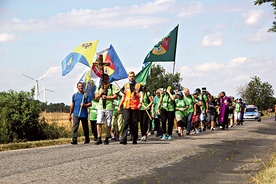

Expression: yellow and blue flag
xmin=61 ymin=40 xmax=98 ymax=76
xmin=78 ymin=69 xmax=97 ymax=99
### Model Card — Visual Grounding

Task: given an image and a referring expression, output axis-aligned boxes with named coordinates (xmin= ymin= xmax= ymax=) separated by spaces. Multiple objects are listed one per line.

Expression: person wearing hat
xmin=195 ymin=88 xmax=208 ymax=131
xmin=157 ymin=85 xmax=176 ymax=140
xmin=183 ymin=88 xmax=196 ymax=135
xmin=175 ymin=91 xmax=188 ymax=136
xmin=151 ymin=88 xmax=163 ymax=138
xmin=192 ymin=90 xmax=202 ymax=133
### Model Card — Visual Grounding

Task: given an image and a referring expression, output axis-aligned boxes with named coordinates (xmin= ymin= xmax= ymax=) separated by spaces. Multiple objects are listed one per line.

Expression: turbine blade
xmin=22 ymin=73 xmax=35 ymax=81
xmin=38 ymin=72 xmax=48 ymax=80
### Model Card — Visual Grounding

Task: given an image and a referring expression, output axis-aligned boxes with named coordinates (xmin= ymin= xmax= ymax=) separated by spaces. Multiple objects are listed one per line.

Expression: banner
xmin=143 ymin=25 xmax=178 ymax=63
xmin=135 ymin=62 xmax=152 ymax=84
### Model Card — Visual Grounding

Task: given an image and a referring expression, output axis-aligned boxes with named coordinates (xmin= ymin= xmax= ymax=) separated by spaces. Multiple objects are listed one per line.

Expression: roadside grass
xmin=0 ymin=138 xmax=72 ymax=151
xmin=251 ymin=153 xmax=276 ymax=184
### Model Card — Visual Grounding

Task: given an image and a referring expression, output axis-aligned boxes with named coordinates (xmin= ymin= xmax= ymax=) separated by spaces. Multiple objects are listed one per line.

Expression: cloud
xmin=201 ymin=32 xmax=223 ymax=47
xmin=0 ymin=33 xmax=17 ymax=42
xmin=178 ymin=56 xmax=275 ymax=97
xmin=245 ymin=28 xmax=273 ymax=43
xmin=243 ymin=9 xmax=264 ymax=27
xmin=0 ymin=0 xmax=203 ymax=32
xmin=227 ymin=57 xmax=247 ymax=68
xmin=176 ymin=2 xmax=203 ymax=18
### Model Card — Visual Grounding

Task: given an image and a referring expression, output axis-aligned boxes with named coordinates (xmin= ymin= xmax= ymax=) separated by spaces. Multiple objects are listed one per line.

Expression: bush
xmin=0 ymin=89 xmax=70 ymax=144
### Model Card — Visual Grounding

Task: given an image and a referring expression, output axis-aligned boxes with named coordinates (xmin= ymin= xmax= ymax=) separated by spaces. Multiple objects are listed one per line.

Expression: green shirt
xmin=235 ymin=102 xmax=241 ymax=112
xmin=199 ymin=94 xmax=208 ymax=110
xmin=160 ymin=93 xmax=175 ymax=112
xmin=183 ymin=95 xmax=195 ymax=116
xmin=153 ymin=95 xmax=160 ymax=116
xmin=140 ymin=91 xmax=151 ymax=111
xmin=113 ymin=95 xmax=123 ymax=115
xmin=89 ymin=100 xmax=98 ymax=120
xmin=95 ymin=84 xmax=117 ymax=110
xmin=175 ymin=98 xmax=185 ymax=117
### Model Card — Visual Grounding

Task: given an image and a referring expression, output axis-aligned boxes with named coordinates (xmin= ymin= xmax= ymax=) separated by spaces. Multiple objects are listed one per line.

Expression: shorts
xmin=175 ymin=115 xmax=184 ymax=122
xmin=176 ymin=115 xmax=185 ymax=127
xmin=234 ymin=112 xmax=241 ymax=121
xmin=97 ymin=109 xmax=113 ymax=127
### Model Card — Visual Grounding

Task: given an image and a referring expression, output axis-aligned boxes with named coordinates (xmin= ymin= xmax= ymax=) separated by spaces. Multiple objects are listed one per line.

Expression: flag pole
xmin=172 ymin=24 xmax=178 ymax=75
xmin=173 ymin=61 xmax=176 ymax=75
xmin=78 ymin=73 xmax=90 ymax=117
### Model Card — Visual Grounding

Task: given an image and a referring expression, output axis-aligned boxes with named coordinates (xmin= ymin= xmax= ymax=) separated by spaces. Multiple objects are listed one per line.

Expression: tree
xmin=0 ymin=88 xmax=42 ymax=142
xmin=237 ymin=76 xmax=274 ymax=110
xmin=254 ymin=0 xmax=276 ymax=32
xmin=0 ymin=88 xmax=67 ymax=143
xmin=146 ymin=64 xmax=183 ymax=94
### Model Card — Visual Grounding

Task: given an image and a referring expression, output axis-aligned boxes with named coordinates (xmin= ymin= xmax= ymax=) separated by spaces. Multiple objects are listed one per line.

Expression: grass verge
xmin=0 ymin=138 xmax=77 ymax=152
xmin=251 ymin=153 xmax=276 ymax=183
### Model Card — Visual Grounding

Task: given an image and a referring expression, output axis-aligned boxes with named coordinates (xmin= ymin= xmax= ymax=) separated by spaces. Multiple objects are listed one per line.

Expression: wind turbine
xmin=39 ymin=79 xmax=54 ymax=103
xmin=22 ymin=72 xmax=47 ymax=100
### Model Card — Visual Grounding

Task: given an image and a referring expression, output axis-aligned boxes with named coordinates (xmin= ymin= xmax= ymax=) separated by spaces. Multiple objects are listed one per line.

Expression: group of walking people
xmin=68 ymin=71 xmax=247 ymax=145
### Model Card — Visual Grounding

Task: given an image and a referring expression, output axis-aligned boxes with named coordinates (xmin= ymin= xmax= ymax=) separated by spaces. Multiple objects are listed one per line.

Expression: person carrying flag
xmin=69 ymin=82 xmax=92 ymax=145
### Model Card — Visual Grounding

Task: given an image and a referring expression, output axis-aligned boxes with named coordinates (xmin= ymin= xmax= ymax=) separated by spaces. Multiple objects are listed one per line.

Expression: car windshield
xmin=246 ymin=108 xmax=257 ymax=112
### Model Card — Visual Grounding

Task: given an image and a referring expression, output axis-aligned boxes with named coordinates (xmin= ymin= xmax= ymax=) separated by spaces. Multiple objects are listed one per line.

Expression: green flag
xmin=135 ymin=62 xmax=152 ymax=84
xmin=143 ymin=24 xmax=178 ymax=63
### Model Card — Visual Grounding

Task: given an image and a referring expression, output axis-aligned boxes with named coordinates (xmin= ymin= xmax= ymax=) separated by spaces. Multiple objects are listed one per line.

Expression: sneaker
xmin=141 ymin=136 xmax=147 ymax=141
xmin=95 ymin=139 xmax=102 ymax=145
xmin=168 ymin=135 xmax=172 ymax=140
xmin=161 ymin=134 xmax=166 ymax=140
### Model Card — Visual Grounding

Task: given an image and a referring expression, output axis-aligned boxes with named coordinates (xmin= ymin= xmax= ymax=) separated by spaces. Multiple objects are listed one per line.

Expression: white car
xmin=243 ymin=105 xmax=261 ymax=122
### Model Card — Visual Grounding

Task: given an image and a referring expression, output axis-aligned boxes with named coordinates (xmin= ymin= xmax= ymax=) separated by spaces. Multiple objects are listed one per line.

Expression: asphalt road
xmin=0 ymin=118 xmax=275 ymax=184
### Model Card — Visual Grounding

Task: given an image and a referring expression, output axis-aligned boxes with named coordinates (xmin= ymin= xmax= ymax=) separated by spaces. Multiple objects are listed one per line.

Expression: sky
xmin=0 ymin=0 xmax=275 ymax=105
